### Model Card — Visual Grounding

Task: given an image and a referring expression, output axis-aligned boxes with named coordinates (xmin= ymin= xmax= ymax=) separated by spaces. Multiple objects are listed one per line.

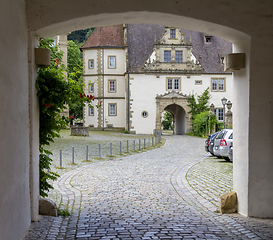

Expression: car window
xmin=229 ymin=133 xmax=233 ymax=139
xmin=216 ymin=130 xmax=226 ymax=139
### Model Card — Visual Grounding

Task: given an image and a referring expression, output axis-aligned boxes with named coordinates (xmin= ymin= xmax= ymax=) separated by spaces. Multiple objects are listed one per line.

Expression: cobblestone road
xmin=25 ymin=135 xmax=273 ymax=240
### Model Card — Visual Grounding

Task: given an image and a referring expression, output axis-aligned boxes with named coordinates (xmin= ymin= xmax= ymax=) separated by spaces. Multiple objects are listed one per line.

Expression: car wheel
xmin=224 ymin=157 xmax=230 ymax=162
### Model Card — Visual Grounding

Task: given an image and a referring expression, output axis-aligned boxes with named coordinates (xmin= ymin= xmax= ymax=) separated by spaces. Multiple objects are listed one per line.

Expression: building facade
xmin=81 ymin=24 xmax=233 ymax=134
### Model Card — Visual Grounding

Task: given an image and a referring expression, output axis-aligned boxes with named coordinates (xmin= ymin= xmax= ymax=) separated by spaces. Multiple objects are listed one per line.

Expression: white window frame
xmin=108 ymin=56 xmax=116 ymax=69
xmin=211 ymin=78 xmax=226 ymax=92
xmin=89 ymin=83 xmax=94 ymax=93
xmin=166 ymin=78 xmax=181 ymax=91
xmin=214 ymin=108 xmax=224 ymax=121
xmin=88 ymin=59 xmax=94 ymax=69
xmin=109 ymin=103 xmax=117 ymax=116
xmin=89 ymin=107 xmax=94 ymax=116
xmin=108 ymin=80 xmax=116 ymax=93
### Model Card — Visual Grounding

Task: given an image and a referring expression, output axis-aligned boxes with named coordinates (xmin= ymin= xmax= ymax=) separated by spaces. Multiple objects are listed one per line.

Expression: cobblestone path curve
xmin=25 ymin=135 xmax=273 ymax=239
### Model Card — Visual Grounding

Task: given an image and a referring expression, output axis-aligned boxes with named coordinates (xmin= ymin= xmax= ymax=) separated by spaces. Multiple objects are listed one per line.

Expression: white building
xmin=81 ymin=24 xmax=233 ymax=134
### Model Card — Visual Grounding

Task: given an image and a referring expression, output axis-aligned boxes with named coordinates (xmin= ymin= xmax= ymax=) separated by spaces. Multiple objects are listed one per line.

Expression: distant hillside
xmin=68 ymin=28 xmax=95 ymax=45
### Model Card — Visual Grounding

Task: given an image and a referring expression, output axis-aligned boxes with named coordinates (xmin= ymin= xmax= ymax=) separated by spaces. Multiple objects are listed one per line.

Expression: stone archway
xmin=155 ymin=91 xmax=191 ymax=134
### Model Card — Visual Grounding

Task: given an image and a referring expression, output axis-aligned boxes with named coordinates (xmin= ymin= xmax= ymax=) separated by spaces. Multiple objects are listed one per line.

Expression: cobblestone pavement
xmin=25 ymin=135 xmax=273 ymax=240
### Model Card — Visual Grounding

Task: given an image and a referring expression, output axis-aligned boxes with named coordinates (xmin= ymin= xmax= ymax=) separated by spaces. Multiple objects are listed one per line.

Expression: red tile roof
xmin=80 ymin=25 xmax=125 ymax=49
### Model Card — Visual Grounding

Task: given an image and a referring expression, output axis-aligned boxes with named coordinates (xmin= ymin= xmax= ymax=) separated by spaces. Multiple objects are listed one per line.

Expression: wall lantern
xmin=35 ymin=48 xmax=51 ymax=67
xmin=221 ymin=97 xmax=227 ymax=128
xmin=224 ymin=53 xmax=245 ymax=72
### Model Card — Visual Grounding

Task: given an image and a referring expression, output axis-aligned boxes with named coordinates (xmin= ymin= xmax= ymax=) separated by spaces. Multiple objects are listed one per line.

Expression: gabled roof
xmin=127 ymin=24 xmax=232 ymax=74
xmin=80 ymin=24 xmax=125 ymax=49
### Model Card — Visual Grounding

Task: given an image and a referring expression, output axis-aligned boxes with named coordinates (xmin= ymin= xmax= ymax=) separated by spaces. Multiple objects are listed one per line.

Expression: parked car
xmin=213 ymin=129 xmax=233 ymax=161
xmin=208 ymin=132 xmax=220 ymax=156
xmin=205 ymin=132 xmax=219 ymax=155
xmin=228 ymin=141 xmax=233 ymax=162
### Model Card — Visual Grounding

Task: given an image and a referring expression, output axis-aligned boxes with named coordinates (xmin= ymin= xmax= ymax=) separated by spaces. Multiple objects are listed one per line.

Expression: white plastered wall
xmin=0 ymin=1 xmax=35 ymax=239
xmin=130 ymin=74 xmax=233 ymax=134
xmin=0 ymin=2 xmax=270 ymax=239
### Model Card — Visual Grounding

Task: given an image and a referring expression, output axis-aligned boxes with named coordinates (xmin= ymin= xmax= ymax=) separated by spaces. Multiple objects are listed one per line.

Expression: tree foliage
xmin=162 ymin=111 xmax=173 ymax=130
xmin=67 ymin=28 xmax=95 ymax=45
xmin=187 ymin=87 xmax=210 ymax=119
xmin=37 ymin=38 xmax=93 ymax=197
xmin=67 ymin=40 xmax=85 ymax=119
xmin=187 ymin=88 xmax=215 ymax=136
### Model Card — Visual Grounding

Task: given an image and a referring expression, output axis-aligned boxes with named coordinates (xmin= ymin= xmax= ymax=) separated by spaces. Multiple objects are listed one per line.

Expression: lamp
xmin=221 ymin=97 xmax=227 ymax=128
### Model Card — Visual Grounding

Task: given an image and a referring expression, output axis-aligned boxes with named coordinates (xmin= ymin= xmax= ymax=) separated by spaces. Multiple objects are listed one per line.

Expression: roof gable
xmin=81 ymin=24 xmax=125 ymax=49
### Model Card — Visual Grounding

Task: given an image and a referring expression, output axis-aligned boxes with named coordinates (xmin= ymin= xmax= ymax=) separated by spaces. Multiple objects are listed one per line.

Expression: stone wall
xmin=71 ymin=126 xmax=89 ymax=136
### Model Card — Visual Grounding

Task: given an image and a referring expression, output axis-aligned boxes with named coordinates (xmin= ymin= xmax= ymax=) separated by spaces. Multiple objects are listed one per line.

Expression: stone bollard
xmin=219 ymin=191 xmax=238 ymax=214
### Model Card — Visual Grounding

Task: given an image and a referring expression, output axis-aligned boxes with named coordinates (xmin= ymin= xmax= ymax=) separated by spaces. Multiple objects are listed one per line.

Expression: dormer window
xmin=205 ymin=36 xmax=212 ymax=43
xmin=170 ymin=29 xmax=176 ymax=39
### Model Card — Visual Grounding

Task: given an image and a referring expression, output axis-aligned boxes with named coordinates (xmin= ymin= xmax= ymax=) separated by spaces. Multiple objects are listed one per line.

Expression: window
xmin=109 ymin=103 xmax=117 ymax=116
xmin=88 ymin=59 xmax=94 ymax=69
xmin=89 ymin=83 xmax=94 ymax=93
xmin=166 ymin=78 xmax=180 ymax=91
xmin=89 ymin=107 xmax=94 ymax=116
xmin=175 ymin=51 xmax=182 ymax=63
xmin=164 ymin=51 xmax=171 ymax=63
xmin=167 ymin=78 xmax=173 ymax=90
xmin=205 ymin=36 xmax=212 ymax=43
xmin=170 ymin=29 xmax=176 ymax=39
xmin=108 ymin=80 xmax=116 ymax=92
xmin=214 ymin=108 xmax=224 ymax=121
xmin=211 ymin=78 xmax=225 ymax=92
xmin=141 ymin=111 xmax=148 ymax=118
xmin=195 ymin=80 xmax=202 ymax=85
xmin=174 ymin=78 xmax=179 ymax=90
xmin=108 ymin=56 xmax=116 ymax=68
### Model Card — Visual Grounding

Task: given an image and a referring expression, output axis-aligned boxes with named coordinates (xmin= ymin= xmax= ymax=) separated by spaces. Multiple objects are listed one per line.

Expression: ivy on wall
xmin=36 ymin=38 xmax=94 ymax=197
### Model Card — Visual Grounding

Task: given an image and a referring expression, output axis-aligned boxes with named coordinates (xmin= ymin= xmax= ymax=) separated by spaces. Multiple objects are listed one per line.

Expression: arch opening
xmin=164 ymin=104 xmax=186 ymax=135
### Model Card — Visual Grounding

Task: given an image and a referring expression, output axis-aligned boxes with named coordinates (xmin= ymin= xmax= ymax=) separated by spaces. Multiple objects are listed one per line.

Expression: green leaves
xmin=37 ymin=38 xmax=94 ymax=197
xmin=187 ymin=88 xmax=213 ymax=137
xmin=187 ymin=87 xmax=210 ymax=120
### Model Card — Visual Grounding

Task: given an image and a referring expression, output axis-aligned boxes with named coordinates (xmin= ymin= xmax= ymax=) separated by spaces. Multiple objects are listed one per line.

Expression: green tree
xmin=37 ymin=38 xmax=93 ymax=197
xmin=162 ymin=111 xmax=173 ymax=130
xmin=187 ymin=88 xmax=214 ymax=136
xmin=187 ymin=87 xmax=210 ymax=119
xmin=67 ymin=40 xmax=85 ymax=119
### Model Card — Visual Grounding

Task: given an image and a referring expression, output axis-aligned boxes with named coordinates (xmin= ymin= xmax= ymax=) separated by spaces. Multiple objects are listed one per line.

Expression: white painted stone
xmin=1 ymin=1 xmax=273 ymax=239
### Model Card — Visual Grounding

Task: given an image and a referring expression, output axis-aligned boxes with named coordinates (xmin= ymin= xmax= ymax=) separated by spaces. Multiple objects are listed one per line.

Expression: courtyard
xmin=25 ymin=134 xmax=273 ymax=239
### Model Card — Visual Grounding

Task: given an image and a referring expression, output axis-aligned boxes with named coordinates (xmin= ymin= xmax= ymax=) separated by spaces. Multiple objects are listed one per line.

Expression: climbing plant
xmin=36 ymin=38 xmax=94 ymax=197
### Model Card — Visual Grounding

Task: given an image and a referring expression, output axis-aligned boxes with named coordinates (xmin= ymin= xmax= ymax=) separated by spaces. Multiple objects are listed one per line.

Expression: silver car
xmin=213 ymin=129 xmax=233 ymax=161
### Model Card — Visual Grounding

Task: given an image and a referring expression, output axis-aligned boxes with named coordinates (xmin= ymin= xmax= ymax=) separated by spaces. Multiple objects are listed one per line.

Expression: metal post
xmin=86 ymin=145 xmax=88 ymax=161
xmin=99 ymin=144 xmax=101 ymax=159
xmin=148 ymin=138 xmax=150 ymax=148
xmin=72 ymin=146 xmax=74 ymax=164
xmin=144 ymin=139 xmax=146 ymax=149
xmin=60 ymin=149 xmax=62 ymax=167
xmin=152 ymin=137 xmax=154 ymax=146
xmin=120 ymin=141 xmax=122 ymax=155
xmin=139 ymin=139 xmax=141 ymax=150
xmin=133 ymin=140 xmax=135 ymax=151
xmin=127 ymin=140 xmax=129 ymax=153
xmin=110 ymin=143 xmax=112 ymax=156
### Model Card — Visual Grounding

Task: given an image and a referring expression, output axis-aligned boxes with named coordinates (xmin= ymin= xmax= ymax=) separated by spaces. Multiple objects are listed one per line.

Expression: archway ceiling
xmin=26 ymin=0 xmax=254 ymax=42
